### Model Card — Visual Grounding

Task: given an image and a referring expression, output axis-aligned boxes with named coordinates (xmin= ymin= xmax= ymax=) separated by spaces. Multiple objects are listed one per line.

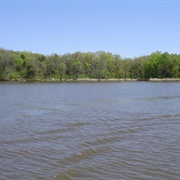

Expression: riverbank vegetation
xmin=0 ymin=48 xmax=180 ymax=81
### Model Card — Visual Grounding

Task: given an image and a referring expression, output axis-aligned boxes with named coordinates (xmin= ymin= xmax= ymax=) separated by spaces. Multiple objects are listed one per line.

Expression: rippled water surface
xmin=0 ymin=81 xmax=180 ymax=180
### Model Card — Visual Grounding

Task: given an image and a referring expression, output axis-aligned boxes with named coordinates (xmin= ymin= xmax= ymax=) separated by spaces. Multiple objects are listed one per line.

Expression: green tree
xmin=122 ymin=58 xmax=133 ymax=79
xmin=72 ymin=59 xmax=82 ymax=79
xmin=132 ymin=56 xmax=147 ymax=79
xmin=145 ymin=51 xmax=162 ymax=79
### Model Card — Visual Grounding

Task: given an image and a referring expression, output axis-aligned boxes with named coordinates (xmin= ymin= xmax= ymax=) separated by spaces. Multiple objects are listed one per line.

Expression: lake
xmin=0 ymin=81 xmax=180 ymax=180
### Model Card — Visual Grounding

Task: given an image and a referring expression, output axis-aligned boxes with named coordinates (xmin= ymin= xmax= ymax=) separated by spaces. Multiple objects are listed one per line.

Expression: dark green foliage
xmin=145 ymin=52 xmax=180 ymax=79
xmin=0 ymin=48 xmax=180 ymax=81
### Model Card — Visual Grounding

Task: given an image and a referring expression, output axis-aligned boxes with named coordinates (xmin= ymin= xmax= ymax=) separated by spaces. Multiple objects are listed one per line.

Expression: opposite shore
xmin=1 ymin=78 xmax=180 ymax=82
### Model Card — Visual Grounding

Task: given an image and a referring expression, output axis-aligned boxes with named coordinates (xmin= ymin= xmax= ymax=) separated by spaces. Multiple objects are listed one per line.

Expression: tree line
xmin=0 ymin=48 xmax=180 ymax=81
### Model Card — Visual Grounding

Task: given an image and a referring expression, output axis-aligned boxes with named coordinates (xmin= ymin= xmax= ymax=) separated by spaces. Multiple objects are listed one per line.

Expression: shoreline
xmin=1 ymin=78 xmax=180 ymax=82
xmin=148 ymin=78 xmax=180 ymax=82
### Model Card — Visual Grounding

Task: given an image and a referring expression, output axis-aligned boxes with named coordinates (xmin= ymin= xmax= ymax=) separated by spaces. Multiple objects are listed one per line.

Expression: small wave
xmin=148 ymin=95 xmax=180 ymax=101
xmin=59 ymin=148 xmax=98 ymax=167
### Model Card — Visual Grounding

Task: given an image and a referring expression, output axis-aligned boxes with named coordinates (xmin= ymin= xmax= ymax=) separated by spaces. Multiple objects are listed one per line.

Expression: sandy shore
xmin=42 ymin=78 xmax=138 ymax=82
xmin=2 ymin=78 xmax=180 ymax=82
xmin=41 ymin=78 xmax=180 ymax=82
xmin=149 ymin=78 xmax=180 ymax=82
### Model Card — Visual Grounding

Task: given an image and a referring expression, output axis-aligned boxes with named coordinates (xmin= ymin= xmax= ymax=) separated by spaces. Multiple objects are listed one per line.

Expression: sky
xmin=0 ymin=0 xmax=180 ymax=58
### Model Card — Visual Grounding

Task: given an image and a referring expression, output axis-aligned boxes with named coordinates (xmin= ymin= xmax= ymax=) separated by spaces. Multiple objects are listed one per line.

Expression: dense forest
xmin=0 ymin=48 xmax=180 ymax=81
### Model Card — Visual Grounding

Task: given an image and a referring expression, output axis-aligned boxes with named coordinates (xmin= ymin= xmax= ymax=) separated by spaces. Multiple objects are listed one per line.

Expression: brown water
xmin=0 ymin=82 xmax=180 ymax=180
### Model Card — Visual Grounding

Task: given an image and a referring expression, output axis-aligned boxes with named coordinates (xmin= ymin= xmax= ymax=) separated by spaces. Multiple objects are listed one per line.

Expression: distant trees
xmin=145 ymin=51 xmax=180 ymax=79
xmin=0 ymin=48 xmax=180 ymax=81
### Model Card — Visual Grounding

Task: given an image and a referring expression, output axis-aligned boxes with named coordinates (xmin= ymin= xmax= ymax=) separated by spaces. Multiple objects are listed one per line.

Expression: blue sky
xmin=0 ymin=0 xmax=180 ymax=58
